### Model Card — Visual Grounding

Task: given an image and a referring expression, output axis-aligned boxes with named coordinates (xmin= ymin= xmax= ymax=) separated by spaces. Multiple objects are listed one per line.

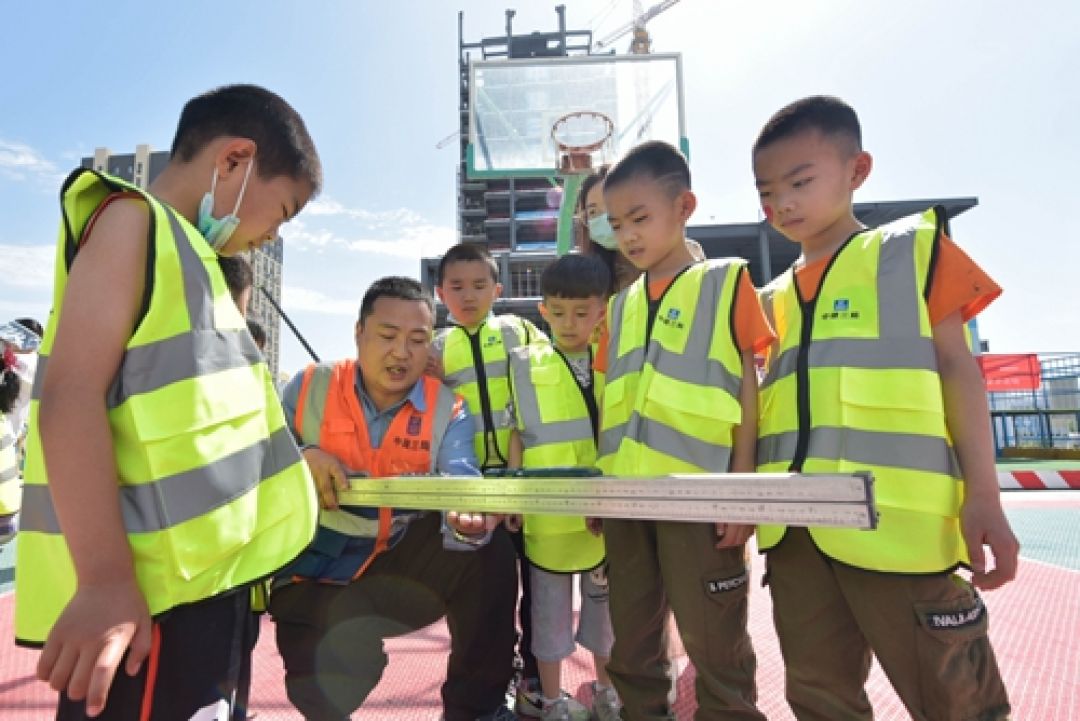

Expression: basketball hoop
xmin=551 ymin=111 xmax=615 ymax=175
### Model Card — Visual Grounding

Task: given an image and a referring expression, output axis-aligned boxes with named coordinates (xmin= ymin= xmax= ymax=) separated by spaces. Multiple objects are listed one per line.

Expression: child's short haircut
xmin=541 ymin=254 xmax=611 ymax=300
xmin=218 ymin=254 xmax=254 ymax=305
xmin=437 ymin=243 xmax=499 ymax=285
xmin=753 ymin=95 xmax=862 ymax=156
xmin=359 ymin=276 xmax=435 ymax=325
xmin=170 ymin=84 xmax=322 ymax=194
xmin=604 ymin=140 xmax=690 ymax=198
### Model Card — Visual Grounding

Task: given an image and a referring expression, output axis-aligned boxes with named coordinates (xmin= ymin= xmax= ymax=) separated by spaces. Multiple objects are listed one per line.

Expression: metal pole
xmin=258 ymin=286 xmax=320 ymax=363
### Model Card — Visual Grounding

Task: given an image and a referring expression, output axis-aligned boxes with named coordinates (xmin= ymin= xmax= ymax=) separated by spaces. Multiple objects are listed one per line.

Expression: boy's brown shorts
xmin=766 ymin=528 xmax=1010 ymax=721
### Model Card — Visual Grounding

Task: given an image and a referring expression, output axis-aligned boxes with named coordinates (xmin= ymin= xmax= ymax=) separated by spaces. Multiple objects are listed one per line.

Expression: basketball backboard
xmin=467 ymin=53 xmax=687 ymax=179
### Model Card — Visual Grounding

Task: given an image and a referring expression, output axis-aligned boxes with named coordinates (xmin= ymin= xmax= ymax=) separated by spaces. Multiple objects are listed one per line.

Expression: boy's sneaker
xmin=540 ymin=693 xmax=590 ymax=721
xmin=590 ymin=682 xmax=622 ymax=721
xmin=515 ymin=677 xmax=543 ymax=718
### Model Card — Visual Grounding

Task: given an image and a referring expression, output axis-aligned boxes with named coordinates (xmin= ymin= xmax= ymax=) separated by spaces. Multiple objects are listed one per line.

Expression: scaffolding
xmin=989 ymin=352 xmax=1080 ymax=455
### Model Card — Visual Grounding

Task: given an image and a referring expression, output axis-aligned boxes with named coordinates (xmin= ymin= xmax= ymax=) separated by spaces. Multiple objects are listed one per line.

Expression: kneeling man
xmin=271 ymin=276 xmax=517 ymax=721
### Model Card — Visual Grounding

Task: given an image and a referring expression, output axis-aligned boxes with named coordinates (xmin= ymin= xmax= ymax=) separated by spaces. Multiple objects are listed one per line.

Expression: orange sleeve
xmin=593 ymin=321 xmax=610 ymax=373
xmin=732 ymin=269 xmax=776 ymax=354
xmin=927 ymin=234 xmax=1002 ymax=325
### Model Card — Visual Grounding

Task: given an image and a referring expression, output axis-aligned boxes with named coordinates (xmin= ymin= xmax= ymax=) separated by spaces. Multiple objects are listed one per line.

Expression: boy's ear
xmin=537 ymin=301 xmax=549 ymax=323
xmin=677 ymin=189 xmax=698 ymax=223
xmin=850 ymin=151 xmax=873 ymax=191
xmin=493 ymin=281 xmax=504 ymax=298
xmin=435 ymin=285 xmax=446 ymax=304
xmin=213 ymin=138 xmax=257 ymax=178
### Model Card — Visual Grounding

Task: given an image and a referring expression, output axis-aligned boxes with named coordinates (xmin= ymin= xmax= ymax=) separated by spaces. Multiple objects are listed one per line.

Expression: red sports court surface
xmin=2 ymin=491 xmax=1078 ymax=720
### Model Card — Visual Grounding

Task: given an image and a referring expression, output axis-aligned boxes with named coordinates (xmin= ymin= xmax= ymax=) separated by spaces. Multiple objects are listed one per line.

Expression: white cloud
xmin=0 ymin=138 xmax=64 ymax=186
xmin=0 ymin=243 xmax=55 ymax=289
xmin=282 ymin=285 xmax=360 ymax=316
xmin=304 ymin=196 xmax=425 ymax=227
xmin=283 ymin=204 xmax=457 ymax=260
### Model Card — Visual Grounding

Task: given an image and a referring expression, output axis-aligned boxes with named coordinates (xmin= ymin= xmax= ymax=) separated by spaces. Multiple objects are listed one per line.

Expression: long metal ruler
xmin=337 ymin=472 xmax=877 ymax=530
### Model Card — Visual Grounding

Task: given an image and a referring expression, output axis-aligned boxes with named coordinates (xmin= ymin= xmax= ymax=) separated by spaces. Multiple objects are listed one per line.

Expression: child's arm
xmin=716 ymin=350 xmax=759 ymax=549
xmin=933 ymin=311 xmax=1019 ymax=590
xmin=34 ymin=199 xmax=154 ymax=715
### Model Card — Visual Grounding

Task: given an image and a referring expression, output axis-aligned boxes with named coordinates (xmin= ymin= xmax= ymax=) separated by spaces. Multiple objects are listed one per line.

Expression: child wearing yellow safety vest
xmin=14 ymin=84 xmax=321 ymax=721
xmin=0 ymin=346 xmax=22 ymax=545
xmin=752 ymin=95 xmax=1016 ymax=721
xmin=430 ymin=241 xmax=546 ymax=692
xmin=506 ymin=253 xmax=621 ymax=721
xmin=595 ymin=141 xmax=774 ymax=719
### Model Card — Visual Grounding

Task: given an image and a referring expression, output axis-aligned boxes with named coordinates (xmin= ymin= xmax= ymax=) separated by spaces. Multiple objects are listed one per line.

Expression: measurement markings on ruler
xmin=338 ymin=472 xmax=877 ymax=529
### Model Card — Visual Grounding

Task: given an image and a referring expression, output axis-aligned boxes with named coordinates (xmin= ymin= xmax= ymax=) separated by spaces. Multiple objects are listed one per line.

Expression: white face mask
xmin=197 ymin=161 xmax=254 ymax=251
xmin=587 ymin=213 xmax=618 ymax=250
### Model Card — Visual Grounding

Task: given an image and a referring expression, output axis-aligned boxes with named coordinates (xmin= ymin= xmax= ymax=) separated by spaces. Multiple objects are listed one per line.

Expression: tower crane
xmin=594 ymin=0 xmax=683 ymax=54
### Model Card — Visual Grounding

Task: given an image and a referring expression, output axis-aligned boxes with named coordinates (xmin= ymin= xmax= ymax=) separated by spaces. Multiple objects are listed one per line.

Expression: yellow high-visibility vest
xmin=757 ymin=207 xmax=965 ymax=573
xmin=436 ymin=315 xmax=540 ymax=470
xmin=15 ymin=170 xmax=318 ymax=644
xmin=0 ymin=414 xmax=18 ymax=517
xmin=599 ymin=260 xmax=745 ymax=476
xmin=509 ymin=342 xmax=604 ymax=572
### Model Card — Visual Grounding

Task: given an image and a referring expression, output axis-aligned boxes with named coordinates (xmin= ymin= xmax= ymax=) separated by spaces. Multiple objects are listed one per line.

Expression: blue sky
xmin=1 ymin=0 xmax=1077 ymax=374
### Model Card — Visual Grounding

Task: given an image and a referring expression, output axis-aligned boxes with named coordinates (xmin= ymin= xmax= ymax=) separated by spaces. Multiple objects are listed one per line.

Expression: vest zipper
xmin=789 ymin=235 xmax=858 ymax=472
xmin=466 ymin=327 xmax=507 ymax=469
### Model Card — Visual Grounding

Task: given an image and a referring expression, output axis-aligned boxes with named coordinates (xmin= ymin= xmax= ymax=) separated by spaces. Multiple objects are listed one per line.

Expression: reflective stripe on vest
xmin=15 ymin=170 xmax=317 ymax=644
xmin=293 ymin=361 xmax=460 ymax=580
xmin=0 ymin=416 xmax=19 ymax=516
xmin=598 ymin=260 xmax=745 ymax=476
xmin=756 ymin=207 xmax=965 ymax=573
xmin=438 ymin=316 xmax=532 ymax=469
xmin=509 ymin=343 xmax=604 ymax=573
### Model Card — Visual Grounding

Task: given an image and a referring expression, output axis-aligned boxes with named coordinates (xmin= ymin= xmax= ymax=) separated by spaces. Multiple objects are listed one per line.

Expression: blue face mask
xmin=587 ymin=213 xmax=618 ymax=250
xmin=197 ymin=161 xmax=254 ymax=252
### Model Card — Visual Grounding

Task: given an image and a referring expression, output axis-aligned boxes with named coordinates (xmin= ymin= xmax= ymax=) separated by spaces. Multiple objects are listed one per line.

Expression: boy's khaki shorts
xmin=766 ymin=528 xmax=1010 ymax=721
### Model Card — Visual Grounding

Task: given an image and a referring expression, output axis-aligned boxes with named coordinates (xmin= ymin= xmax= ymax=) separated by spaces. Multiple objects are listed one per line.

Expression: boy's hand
xmin=504 ymin=514 xmax=523 ymax=532
xmin=38 ymin=580 xmax=152 ymax=717
xmin=301 ymin=447 xmax=350 ymax=510
xmin=585 ymin=517 xmax=603 ymax=536
xmin=961 ymin=493 xmax=1019 ymax=590
xmin=447 ymin=511 xmax=502 ymax=536
xmin=714 ymin=522 xmax=754 ymax=549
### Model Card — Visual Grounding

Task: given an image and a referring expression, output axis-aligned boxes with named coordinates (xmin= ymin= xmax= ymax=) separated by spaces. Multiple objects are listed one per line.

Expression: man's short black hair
xmin=218 ymin=254 xmax=253 ymax=304
xmin=541 ymin=254 xmax=611 ymax=300
xmin=170 ymin=84 xmax=322 ymax=194
xmin=436 ymin=243 xmax=499 ymax=285
xmin=359 ymin=276 xmax=434 ymax=325
xmin=753 ymin=95 xmax=862 ymax=156
xmin=604 ymin=140 xmax=691 ymax=198
xmin=246 ymin=319 xmax=267 ymax=350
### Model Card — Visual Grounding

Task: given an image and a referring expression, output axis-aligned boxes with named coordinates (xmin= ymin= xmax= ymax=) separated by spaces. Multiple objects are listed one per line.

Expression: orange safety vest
xmin=288 ymin=359 xmax=462 ymax=582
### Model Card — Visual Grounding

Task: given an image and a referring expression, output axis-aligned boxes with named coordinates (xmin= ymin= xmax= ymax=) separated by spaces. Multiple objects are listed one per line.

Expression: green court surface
xmin=1005 ymin=506 xmax=1080 ymax=571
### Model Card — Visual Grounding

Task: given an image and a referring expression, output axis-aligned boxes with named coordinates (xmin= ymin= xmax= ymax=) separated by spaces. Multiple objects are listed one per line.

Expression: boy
xmin=597 ymin=141 xmax=773 ymax=720
xmin=752 ymin=95 xmax=1017 ymax=720
xmin=15 ymin=84 xmax=322 ymax=721
xmin=506 ymin=254 xmax=620 ymax=721
xmin=431 ymin=242 xmax=546 ymax=701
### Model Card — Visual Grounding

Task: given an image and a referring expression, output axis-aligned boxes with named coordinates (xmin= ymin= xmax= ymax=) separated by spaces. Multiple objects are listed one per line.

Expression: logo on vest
xmin=820 ymin=297 xmax=861 ymax=321
xmin=705 ymin=570 xmax=748 ymax=595
xmin=407 ymin=414 xmax=422 ymax=436
xmin=923 ymin=596 xmax=985 ymax=631
xmin=658 ymin=307 xmax=685 ymax=330
xmin=484 ymin=333 xmax=501 ymax=348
